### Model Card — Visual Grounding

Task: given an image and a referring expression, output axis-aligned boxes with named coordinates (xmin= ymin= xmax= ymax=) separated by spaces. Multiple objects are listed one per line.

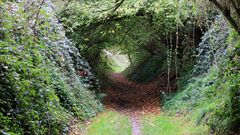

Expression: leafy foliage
xmin=1 ymin=0 xmax=240 ymax=134
xmin=194 ymin=16 xmax=229 ymax=75
xmin=125 ymin=54 xmax=167 ymax=83
xmin=59 ymin=0 xmax=195 ymax=80
xmin=0 ymin=1 xmax=102 ymax=134
xmin=164 ymin=26 xmax=240 ymax=134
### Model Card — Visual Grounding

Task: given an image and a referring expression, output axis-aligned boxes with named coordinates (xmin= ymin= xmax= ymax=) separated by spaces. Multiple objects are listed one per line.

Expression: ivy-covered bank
xmin=164 ymin=18 xmax=240 ymax=134
xmin=0 ymin=1 xmax=103 ymax=134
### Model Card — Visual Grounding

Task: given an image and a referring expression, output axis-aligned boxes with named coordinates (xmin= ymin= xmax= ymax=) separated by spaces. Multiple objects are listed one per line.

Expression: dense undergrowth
xmin=1 ymin=0 xmax=240 ymax=134
xmin=163 ymin=20 xmax=240 ymax=134
xmin=0 ymin=1 xmax=102 ymax=134
xmin=124 ymin=54 xmax=167 ymax=83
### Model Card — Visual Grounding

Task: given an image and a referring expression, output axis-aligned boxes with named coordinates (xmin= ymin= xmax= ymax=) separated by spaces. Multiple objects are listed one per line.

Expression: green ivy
xmin=0 ymin=1 xmax=103 ymax=134
xmin=163 ymin=28 xmax=240 ymax=134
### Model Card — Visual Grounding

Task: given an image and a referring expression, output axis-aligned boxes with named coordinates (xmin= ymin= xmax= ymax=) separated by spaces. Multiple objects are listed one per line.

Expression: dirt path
xmin=104 ymin=73 xmax=162 ymax=114
xmin=68 ymin=73 xmax=207 ymax=135
xmin=130 ymin=115 xmax=142 ymax=135
xmin=103 ymin=73 xmax=173 ymax=135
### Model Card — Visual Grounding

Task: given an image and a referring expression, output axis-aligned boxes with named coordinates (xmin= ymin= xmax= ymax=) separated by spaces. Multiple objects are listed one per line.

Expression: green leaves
xmin=0 ymin=0 xmax=103 ymax=134
xmin=194 ymin=16 xmax=229 ymax=75
xmin=163 ymin=27 xmax=240 ymax=134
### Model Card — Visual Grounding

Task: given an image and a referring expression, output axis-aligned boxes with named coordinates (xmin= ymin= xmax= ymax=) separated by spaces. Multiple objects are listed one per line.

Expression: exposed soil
xmin=104 ymin=73 xmax=176 ymax=115
xmin=131 ymin=115 xmax=142 ymax=135
xmin=68 ymin=73 xmax=176 ymax=135
xmin=103 ymin=73 xmax=176 ymax=135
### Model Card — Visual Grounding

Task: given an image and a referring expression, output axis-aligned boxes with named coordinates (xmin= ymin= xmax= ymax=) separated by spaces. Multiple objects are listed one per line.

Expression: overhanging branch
xmin=209 ymin=0 xmax=240 ymax=34
xmin=105 ymin=0 xmax=125 ymax=21
xmin=229 ymin=0 xmax=240 ymax=19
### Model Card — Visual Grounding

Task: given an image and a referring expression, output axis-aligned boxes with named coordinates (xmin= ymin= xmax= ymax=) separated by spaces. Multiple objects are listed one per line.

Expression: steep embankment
xmin=163 ymin=21 xmax=240 ymax=134
xmin=0 ymin=1 xmax=102 ymax=134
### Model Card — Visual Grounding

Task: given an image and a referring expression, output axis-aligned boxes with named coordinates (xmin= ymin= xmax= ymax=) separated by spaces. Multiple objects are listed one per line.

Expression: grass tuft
xmin=140 ymin=114 xmax=209 ymax=135
xmin=86 ymin=111 xmax=132 ymax=135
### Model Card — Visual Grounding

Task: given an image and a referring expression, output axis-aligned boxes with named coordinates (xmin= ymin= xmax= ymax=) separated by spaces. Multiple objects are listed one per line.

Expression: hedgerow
xmin=0 ymin=1 xmax=103 ymax=134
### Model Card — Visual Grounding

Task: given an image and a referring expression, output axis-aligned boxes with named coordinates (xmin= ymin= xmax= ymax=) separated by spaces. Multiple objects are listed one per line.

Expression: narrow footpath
xmin=104 ymin=73 xmax=168 ymax=135
xmin=69 ymin=73 xmax=207 ymax=135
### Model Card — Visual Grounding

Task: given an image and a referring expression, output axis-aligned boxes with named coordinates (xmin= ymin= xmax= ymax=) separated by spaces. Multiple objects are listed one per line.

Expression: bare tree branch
xmin=105 ymin=0 xmax=125 ymax=21
xmin=229 ymin=0 xmax=240 ymax=19
xmin=210 ymin=0 xmax=240 ymax=34
xmin=119 ymin=21 xmax=137 ymax=44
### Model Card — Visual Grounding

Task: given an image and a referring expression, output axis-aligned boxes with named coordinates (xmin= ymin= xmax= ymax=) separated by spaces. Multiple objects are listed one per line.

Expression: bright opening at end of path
xmin=102 ymin=49 xmax=131 ymax=72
